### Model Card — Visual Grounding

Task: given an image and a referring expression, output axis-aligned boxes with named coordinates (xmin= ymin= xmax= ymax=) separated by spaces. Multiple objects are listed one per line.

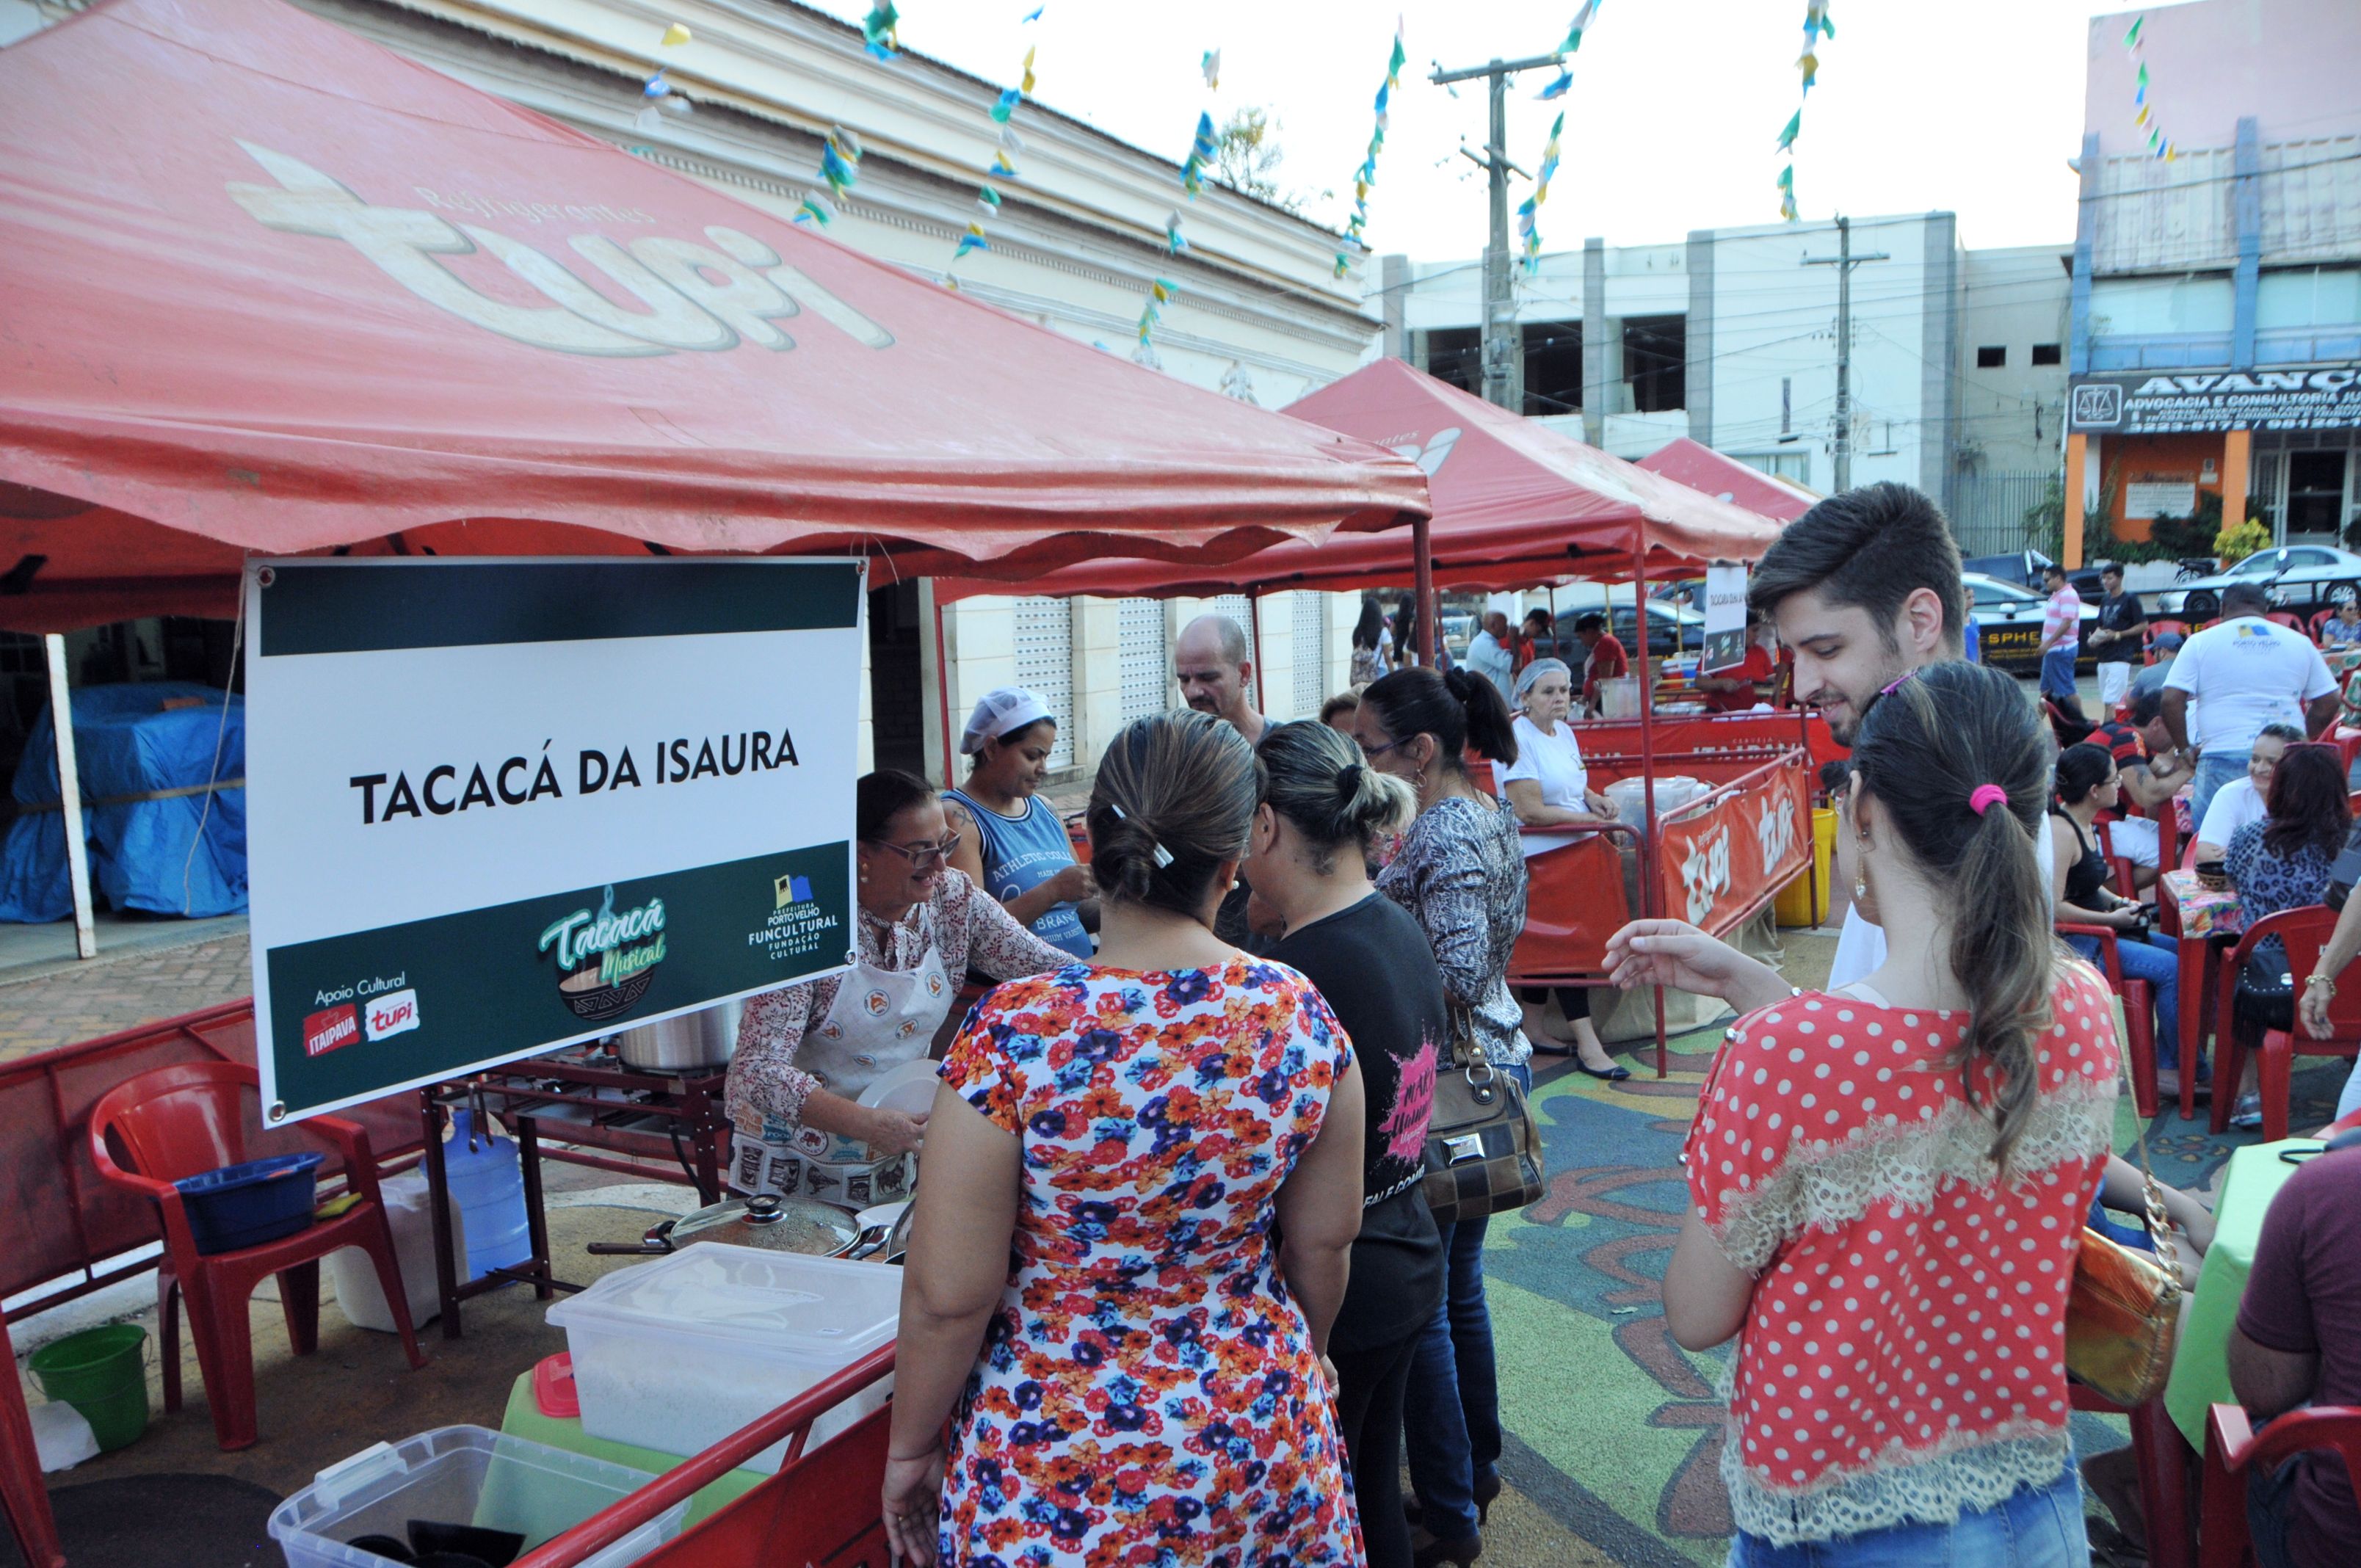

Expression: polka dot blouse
xmin=1682 ymin=966 xmax=2119 ymax=1546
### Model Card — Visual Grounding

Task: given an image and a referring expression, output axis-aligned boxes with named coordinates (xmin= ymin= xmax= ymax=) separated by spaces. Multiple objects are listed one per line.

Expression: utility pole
xmin=1432 ymin=52 xmax=1559 ymax=411
xmin=1801 ymin=215 xmax=1888 ymax=492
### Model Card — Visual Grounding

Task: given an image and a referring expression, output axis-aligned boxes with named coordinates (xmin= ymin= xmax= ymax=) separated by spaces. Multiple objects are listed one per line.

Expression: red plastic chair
xmin=2062 ymin=922 xmax=2160 ymax=1119
xmin=2307 ymin=607 xmax=2340 ymax=645
xmin=2097 ymin=817 xmax=2148 ymax=901
xmin=2266 ymin=611 xmax=2307 ymax=634
xmin=2208 ymin=907 xmax=2360 ymax=1140
xmin=0 ymin=1308 xmax=62 ymax=1568
xmin=2044 ymin=698 xmax=2096 ymax=749
xmin=2335 ymin=728 xmax=2361 ymax=780
xmin=2074 ymin=1384 xmax=2194 ymax=1568
xmin=88 ymin=1061 xmax=425 ymax=1451
xmin=2201 ymin=1402 xmax=2361 ymax=1568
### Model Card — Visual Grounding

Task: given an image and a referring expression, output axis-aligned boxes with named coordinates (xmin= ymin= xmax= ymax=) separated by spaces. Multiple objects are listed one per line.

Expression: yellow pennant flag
xmin=661 ymin=22 xmax=692 ymax=46
xmin=1021 ymin=46 xmax=1037 ymax=95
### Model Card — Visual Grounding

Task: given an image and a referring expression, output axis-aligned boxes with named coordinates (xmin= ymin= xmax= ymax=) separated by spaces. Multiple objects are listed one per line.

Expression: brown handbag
xmin=2064 ymin=1124 xmax=2183 ymax=1407
xmin=1419 ymin=1005 xmax=1546 ymax=1227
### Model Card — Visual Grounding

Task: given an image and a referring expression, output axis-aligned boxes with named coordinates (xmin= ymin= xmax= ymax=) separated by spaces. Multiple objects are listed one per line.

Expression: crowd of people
xmin=712 ymin=481 xmax=2359 ymax=1568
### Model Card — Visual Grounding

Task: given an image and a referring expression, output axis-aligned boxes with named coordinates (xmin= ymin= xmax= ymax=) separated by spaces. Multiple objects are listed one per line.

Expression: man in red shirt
xmin=2083 ymin=683 xmax=2194 ymax=890
xmin=1699 ymin=620 xmax=1778 ymax=712
xmin=1574 ymin=612 xmax=1628 ymax=711
xmin=2229 ymin=1143 xmax=2361 ymax=1568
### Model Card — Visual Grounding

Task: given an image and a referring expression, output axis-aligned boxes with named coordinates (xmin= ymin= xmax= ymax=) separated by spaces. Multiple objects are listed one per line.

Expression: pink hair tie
xmin=1968 ymin=784 xmax=2009 ymax=816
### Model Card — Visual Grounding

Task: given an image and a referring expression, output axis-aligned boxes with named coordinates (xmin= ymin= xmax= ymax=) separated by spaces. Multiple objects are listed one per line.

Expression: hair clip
xmin=1109 ymin=802 xmax=1173 ymax=867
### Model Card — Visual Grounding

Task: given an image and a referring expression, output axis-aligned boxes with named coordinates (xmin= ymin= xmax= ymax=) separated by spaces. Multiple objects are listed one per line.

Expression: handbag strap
xmin=2124 ymin=1117 xmax=2183 ymax=1305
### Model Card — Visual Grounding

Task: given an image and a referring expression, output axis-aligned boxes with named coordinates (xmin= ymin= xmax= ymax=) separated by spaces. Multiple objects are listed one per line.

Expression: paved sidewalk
xmin=0 ymin=933 xmax=250 ymax=1064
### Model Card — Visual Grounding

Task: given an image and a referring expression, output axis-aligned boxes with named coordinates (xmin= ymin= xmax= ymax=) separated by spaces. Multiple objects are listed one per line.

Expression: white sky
xmin=805 ymin=0 xmax=2138 ymax=271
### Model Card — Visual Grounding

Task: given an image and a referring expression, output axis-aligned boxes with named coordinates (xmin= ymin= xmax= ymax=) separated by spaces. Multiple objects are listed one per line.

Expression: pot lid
xmin=666 ymin=1193 xmax=860 ymax=1255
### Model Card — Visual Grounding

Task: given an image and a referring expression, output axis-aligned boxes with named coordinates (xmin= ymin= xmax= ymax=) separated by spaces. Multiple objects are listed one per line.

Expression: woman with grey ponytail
xmin=1249 ymin=720 xmax=1444 ymax=1568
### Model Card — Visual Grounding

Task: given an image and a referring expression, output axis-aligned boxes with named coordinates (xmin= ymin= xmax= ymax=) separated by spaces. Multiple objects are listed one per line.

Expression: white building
xmin=1 ymin=0 xmax=1380 ymax=782
xmin=1382 ymin=214 xmax=2072 ymax=553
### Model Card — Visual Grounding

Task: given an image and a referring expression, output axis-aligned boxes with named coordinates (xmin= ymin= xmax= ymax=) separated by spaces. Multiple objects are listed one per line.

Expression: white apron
xmin=729 ymin=933 xmax=950 ymax=1211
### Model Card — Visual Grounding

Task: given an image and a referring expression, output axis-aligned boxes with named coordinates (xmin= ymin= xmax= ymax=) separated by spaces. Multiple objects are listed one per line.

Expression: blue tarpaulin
xmin=0 ymin=681 xmax=246 ymax=921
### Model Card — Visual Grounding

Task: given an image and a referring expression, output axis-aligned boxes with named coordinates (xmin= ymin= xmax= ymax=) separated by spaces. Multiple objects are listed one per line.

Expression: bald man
xmin=1175 ymin=614 xmax=1266 ymax=746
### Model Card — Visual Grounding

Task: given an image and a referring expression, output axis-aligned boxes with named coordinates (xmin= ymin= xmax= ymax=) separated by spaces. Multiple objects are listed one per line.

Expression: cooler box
xmin=266 ymin=1425 xmax=687 ymax=1568
xmin=547 ymin=1243 xmax=900 ymax=1474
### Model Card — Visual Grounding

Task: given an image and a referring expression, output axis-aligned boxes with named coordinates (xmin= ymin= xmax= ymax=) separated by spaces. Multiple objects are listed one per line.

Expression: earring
xmin=1854 ymin=830 xmax=1871 ymax=900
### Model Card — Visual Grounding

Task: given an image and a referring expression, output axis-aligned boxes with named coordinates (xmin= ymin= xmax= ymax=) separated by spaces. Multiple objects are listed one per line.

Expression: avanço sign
xmin=2068 ymin=365 xmax=2361 ymax=435
xmin=244 ymin=559 xmax=863 ymax=1122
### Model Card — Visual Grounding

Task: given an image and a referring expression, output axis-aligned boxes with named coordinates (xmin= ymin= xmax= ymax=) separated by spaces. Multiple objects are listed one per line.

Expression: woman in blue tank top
xmin=944 ymin=687 xmax=1097 ymax=958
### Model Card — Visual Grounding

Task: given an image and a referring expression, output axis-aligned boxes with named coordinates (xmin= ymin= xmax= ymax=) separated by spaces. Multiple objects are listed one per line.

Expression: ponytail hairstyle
xmin=1360 ymin=666 xmax=1520 ymax=774
xmin=1849 ymin=661 xmax=2056 ymax=1169
xmin=1256 ymin=721 xmax=1415 ymax=874
xmin=1086 ymin=709 xmax=1258 ymax=918
xmin=856 ymin=769 xmax=937 ymax=843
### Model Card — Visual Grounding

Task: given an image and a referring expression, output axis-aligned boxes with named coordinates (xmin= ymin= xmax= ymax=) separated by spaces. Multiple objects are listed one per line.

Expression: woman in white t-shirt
xmin=2193 ymin=722 xmax=2302 ymax=861
xmin=1500 ymin=658 xmax=1627 ymax=1078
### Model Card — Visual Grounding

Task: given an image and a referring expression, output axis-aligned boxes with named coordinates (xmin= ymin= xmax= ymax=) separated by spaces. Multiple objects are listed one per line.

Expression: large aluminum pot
xmin=614 ymin=1000 xmax=741 ymax=1071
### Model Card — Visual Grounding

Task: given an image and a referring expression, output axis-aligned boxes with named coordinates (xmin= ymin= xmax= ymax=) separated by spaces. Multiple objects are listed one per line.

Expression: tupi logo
xmin=226 ymin=145 xmax=894 ymax=359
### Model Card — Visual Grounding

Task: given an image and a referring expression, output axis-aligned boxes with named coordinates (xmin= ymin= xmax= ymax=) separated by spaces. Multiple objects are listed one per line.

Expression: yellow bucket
xmin=1774 ymin=806 xmax=1838 ymax=928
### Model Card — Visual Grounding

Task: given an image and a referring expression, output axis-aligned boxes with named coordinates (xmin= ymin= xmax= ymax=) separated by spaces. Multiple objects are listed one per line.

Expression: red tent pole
xmin=933 ymin=593 xmax=956 ymax=786
xmin=1634 ymin=547 xmax=1667 ymax=1079
xmin=1412 ymin=514 xmax=1437 ymax=672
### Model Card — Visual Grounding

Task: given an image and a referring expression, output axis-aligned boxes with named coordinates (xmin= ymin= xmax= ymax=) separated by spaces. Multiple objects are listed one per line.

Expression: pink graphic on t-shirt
xmin=1381 ymin=1037 xmax=1440 ymax=1164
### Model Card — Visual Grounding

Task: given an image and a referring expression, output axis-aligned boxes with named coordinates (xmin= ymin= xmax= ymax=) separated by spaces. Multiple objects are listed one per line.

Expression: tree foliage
xmin=1211 ymin=106 xmax=1322 ymax=215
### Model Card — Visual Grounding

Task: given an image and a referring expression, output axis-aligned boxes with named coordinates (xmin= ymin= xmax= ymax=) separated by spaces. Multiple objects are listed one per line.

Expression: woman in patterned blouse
xmin=880 ymin=710 xmax=1369 ymax=1567
xmin=1664 ymin=662 xmax=2116 ymax=1564
xmin=2222 ymin=742 xmax=2351 ymax=1128
xmin=722 ymin=771 xmax=1070 ymax=1197
xmin=1352 ymin=666 xmax=1528 ymax=1567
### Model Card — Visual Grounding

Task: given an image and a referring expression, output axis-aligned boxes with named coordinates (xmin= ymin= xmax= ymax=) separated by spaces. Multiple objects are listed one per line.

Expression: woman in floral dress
xmin=882 ymin=709 xmax=1371 ymax=1567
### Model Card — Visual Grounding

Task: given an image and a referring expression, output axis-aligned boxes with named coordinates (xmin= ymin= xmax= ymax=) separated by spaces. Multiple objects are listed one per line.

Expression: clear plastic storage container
xmin=547 ymin=1242 xmax=900 ymax=1473
xmin=267 ymin=1425 xmax=686 ymax=1568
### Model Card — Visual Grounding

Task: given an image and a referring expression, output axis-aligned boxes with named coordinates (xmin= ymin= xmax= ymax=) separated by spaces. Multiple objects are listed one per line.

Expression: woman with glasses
xmin=722 ymin=769 xmax=1073 ymax=1208
xmin=945 ymin=687 xmax=1098 ymax=959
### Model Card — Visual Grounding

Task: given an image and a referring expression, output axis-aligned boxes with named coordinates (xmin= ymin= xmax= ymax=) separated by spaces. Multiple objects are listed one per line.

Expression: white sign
xmin=1701 ymin=563 xmax=1750 ymax=672
xmin=244 ymin=558 xmax=864 ymax=1122
xmin=2125 ymin=481 xmax=2199 ymax=520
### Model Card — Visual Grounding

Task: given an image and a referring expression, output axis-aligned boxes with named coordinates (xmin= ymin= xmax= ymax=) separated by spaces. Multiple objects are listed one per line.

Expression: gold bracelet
xmin=2304 ymin=973 xmax=2337 ymax=996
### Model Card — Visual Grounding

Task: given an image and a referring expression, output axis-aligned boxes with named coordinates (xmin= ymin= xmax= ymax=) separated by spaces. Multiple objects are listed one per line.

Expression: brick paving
xmin=0 ymin=934 xmax=251 ymax=1063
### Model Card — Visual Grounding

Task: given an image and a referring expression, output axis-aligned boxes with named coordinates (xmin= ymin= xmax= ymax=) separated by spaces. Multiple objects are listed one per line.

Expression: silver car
xmin=2156 ymin=545 xmax=2361 ymax=623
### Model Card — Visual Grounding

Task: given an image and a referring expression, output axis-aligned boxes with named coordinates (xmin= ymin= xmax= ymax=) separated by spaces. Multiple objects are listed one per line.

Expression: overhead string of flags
xmin=1777 ymin=0 xmax=1832 ymax=220
xmin=1517 ymin=1 xmax=1597 ymax=275
xmin=952 ymin=39 xmax=1038 ymax=275
xmin=1144 ymin=42 xmax=1226 ymax=358
xmin=1334 ymin=21 xmax=1406 ymax=280
xmin=629 ymin=21 xmax=696 ymax=134
xmin=2122 ymin=15 xmax=2179 ymax=161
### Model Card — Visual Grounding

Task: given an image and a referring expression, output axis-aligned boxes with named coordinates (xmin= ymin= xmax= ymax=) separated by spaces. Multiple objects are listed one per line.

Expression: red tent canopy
xmin=940 ymin=358 xmax=1782 ymax=600
xmin=1635 ymin=438 xmax=1818 ymax=523
xmin=0 ymin=0 xmax=1426 ymax=632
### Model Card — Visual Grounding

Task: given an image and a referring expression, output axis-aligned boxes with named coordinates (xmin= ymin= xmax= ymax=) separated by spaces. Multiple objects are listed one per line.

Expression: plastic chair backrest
xmin=93 ymin=1061 xmax=258 ymax=1186
xmin=2310 ymin=607 xmax=2340 ymax=643
xmin=2257 ymin=905 xmax=2361 ymax=1041
xmin=2268 ymin=611 xmax=2307 ymax=633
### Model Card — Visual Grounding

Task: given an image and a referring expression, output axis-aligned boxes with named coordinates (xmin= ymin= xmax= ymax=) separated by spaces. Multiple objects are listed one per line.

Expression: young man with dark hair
xmin=1604 ymin=480 xmax=2053 ymax=1002
xmin=1573 ymin=611 xmax=1627 ymax=712
xmin=2085 ymin=680 xmax=2194 ymax=889
xmin=2089 ymin=562 xmax=2148 ymax=711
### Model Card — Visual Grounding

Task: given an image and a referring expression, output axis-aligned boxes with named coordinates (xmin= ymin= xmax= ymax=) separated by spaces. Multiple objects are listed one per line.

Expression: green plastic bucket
xmin=29 ymin=1324 xmax=149 ymax=1451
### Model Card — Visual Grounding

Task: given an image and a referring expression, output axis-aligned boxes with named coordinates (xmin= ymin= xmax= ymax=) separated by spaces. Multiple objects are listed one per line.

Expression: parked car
xmin=2154 ymin=545 xmax=2361 ymax=624
xmin=1530 ymin=599 xmax=1705 ymax=664
xmin=1964 ymin=571 xmax=2100 ymax=675
xmin=1964 ymin=549 xmax=2105 ymax=602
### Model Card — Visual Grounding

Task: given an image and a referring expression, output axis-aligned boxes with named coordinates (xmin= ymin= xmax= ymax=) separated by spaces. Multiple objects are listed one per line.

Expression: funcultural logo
xmin=540 ymin=885 xmax=667 ymax=1021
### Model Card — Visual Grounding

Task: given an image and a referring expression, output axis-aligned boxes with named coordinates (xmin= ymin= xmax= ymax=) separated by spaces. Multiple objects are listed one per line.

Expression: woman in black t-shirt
xmin=1248 ymin=721 xmax=1448 ymax=1568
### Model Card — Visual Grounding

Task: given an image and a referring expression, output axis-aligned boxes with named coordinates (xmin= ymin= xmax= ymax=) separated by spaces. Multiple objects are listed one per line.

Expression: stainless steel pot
xmin=614 ymin=1000 xmax=741 ymax=1071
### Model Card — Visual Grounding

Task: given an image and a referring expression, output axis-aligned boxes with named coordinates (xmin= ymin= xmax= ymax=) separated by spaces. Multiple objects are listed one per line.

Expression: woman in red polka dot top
xmin=1667 ymin=661 xmax=2119 ymax=1564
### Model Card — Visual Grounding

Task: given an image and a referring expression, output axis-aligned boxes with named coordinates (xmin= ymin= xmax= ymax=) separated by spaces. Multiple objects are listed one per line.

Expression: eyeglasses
xmin=1360 ymin=736 xmax=1405 ymax=760
xmin=868 ymin=832 xmax=961 ymax=871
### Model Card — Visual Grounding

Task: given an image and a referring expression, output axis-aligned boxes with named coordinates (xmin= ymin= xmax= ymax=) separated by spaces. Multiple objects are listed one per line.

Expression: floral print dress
xmin=936 ymin=957 xmax=1363 ymax=1567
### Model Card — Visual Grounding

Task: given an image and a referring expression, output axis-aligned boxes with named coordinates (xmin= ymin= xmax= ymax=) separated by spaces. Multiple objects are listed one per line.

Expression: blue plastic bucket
xmin=175 ymin=1151 xmax=324 ymax=1255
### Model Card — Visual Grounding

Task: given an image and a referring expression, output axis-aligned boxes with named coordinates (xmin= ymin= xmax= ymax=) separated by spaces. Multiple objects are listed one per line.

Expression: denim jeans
xmin=2040 ymin=646 xmax=2081 ymax=701
xmin=1402 ymin=1060 xmax=1529 ymax=1541
xmin=2246 ymin=1454 xmax=2303 ymax=1568
xmin=1724 ymin=1467 xmax=2091 ymax=1567
xmin=2191 ymin=750 xmax=2251 ymax=838
xmin=2064 ymin=930 xmax=2186 ymax=1069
